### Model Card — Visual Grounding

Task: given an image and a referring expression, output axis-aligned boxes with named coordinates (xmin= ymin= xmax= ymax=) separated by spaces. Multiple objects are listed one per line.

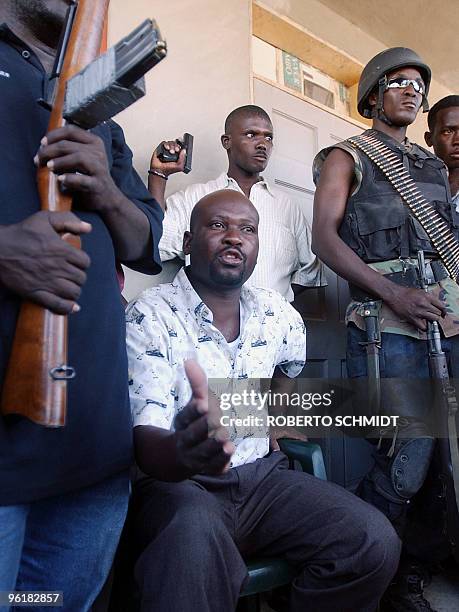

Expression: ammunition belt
xmin=348 ymin=133 xmax=459 ymax=281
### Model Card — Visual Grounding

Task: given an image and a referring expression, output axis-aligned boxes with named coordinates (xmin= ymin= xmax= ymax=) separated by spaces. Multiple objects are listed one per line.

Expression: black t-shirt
xmin=0 ymin=24 xmax=163 ymax=504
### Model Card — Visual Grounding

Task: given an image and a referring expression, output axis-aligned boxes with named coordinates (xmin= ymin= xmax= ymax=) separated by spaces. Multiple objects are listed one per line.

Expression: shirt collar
xmin=0 ymin=22 xmax=43 ymax=70
xmin=0 ymin=23 xmax=11 ymax=37
xmin=171 ymin=267 xmax=212 ymax=324
xmin=170 ymin=267 xmax=258 ymax=329
xmin=223 ymin=172 xmax=275 ymax=198
xmin=0 ymin=23 xmax=26 ymax=46
xmin=260 ymin=177 xmax=275 ymax=197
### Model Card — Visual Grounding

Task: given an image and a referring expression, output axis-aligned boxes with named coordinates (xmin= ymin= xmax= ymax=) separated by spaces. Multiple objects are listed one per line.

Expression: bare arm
xmin=312 ymin=148 xmax=446 ymax=330
xmin=148 ymin=140 xmax=186 ymax=211
xmin=97 ymin=189 xmax=152 ymax=262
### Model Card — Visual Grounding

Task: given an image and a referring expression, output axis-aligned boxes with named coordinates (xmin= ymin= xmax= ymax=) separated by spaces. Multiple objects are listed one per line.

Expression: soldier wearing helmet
xmin=358 ymin=47 xmax=431 ymax=121
xmin=313 ymin=48 xmax=459 ymax=611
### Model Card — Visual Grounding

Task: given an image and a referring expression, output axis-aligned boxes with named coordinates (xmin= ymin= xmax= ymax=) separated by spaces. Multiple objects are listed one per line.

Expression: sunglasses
xmin=385 ymin=77 xmax=425 ymax=95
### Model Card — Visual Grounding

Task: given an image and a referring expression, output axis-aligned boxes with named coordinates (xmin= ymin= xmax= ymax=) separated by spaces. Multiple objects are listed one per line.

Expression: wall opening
xmin=252 ymin=1 xmax=370 ymax=126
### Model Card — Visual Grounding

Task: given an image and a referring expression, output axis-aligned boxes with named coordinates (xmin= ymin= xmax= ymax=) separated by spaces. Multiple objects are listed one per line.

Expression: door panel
xmin=254 ymin=78 xmax=373 ymax=488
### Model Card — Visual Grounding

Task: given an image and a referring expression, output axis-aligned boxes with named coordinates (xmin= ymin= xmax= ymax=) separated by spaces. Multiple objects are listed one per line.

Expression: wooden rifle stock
xmin=1 ymin=0 xmax=110 ymax=427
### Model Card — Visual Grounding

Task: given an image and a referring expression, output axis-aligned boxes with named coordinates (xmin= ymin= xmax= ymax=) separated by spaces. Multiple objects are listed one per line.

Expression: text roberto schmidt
xmin=219 ymin=414 xmax=400 ymax=429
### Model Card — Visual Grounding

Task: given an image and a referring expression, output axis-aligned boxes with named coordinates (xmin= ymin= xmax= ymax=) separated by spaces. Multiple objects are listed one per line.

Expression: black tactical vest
xmin=328 ymin=129 xmax=457 ymax=262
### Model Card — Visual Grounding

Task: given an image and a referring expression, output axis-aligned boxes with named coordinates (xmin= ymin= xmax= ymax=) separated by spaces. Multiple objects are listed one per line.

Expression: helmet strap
xmin=376 ymin=76 xmax=386 ymax=114
xmin=371 ymin=76 xmax=394 ymax=126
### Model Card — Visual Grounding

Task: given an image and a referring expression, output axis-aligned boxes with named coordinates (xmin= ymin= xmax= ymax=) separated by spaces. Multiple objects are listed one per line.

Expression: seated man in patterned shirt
xmin=126 ymin=189 xmax=400 ymax=612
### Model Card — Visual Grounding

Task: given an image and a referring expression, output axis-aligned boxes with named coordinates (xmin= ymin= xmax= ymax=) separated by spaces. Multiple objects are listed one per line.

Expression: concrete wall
xmin=260 ymin=0 xmax=452 ymax=143
xmin=108 ymin=0 xmax=251 ymax=300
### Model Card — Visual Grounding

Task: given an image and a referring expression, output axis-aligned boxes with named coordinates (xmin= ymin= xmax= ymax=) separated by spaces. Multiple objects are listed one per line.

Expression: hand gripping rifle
xmin=0 ymin=1 xmax=167 ymax=427
xmin=418 ymin=250 xmax=459 ymax=556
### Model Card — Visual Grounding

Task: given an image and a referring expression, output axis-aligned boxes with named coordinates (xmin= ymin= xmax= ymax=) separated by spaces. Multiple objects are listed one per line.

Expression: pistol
xmin=157 ymin=133 xmax=193 ymax=173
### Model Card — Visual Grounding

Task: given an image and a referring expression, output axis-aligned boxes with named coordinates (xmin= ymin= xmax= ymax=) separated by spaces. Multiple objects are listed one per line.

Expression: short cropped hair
xmin=224 ymin=105 xmax=272 ymax=133
xmin=428 ymin=95 xmax=459 ymax=130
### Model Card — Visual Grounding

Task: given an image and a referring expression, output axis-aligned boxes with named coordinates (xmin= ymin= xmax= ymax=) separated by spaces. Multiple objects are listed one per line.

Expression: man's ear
xmin=183 ymin=231 xmax=193 ymax=256
xmin=221 ymin=133 xmax=230 ymax=150
xmin=424 ymin=131 xmax=433 ymax=148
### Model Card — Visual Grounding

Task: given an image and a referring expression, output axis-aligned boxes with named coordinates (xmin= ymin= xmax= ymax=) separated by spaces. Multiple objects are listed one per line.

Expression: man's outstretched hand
xmin=173 ymin=360 xmax=235 ymax=477
xmin=134 ymin=360 xmax=235 ymax=482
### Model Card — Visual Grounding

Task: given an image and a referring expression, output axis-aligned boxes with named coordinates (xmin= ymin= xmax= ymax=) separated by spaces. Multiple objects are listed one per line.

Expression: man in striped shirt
xmin=148 ymin=105 xmax=326 ymax=302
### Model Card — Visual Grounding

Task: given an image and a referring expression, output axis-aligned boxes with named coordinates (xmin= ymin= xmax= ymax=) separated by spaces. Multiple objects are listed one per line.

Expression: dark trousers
xmin=346 ymin=325 xmax=459 ymax=415
xmin=132 ymin=451 xmax=400 ymax=612
xmin=347 ymin=325 xmax=459 ymax=537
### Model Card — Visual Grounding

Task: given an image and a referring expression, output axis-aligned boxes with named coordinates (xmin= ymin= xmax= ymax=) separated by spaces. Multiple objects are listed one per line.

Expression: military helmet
xmin=357 ymin=47 xmax=431 ymax=118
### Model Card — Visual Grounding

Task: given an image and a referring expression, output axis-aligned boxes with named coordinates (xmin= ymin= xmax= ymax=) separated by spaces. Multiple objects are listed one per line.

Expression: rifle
xmin=357 ymin=300 xmax=381 ymax=415
xmin=418 ymin=250 xmax=459 ymax=558
xmin=1 ymin=1 xmax=166 ymax=427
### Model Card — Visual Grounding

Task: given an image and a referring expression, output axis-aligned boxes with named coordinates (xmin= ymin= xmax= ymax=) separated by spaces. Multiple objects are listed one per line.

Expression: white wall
xmin=108 ymin=0 xmax=252 ymax=300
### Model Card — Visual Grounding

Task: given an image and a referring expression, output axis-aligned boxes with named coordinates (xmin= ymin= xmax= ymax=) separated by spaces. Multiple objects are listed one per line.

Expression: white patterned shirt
xmin=159 ymin=172 xmax=326 ymax=301
xmin=126 ymin=268 xmax=306 ymax=468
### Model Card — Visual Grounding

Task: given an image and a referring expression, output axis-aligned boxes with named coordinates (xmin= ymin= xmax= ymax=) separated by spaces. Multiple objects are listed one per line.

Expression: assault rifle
xmin=0 ymin=0 xmax=166 ymax=427
xmin=418 ymin=250 xmax=459 ymax=559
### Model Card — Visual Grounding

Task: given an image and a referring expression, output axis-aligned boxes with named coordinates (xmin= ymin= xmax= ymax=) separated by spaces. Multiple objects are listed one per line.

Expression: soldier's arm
xmin=312 ymin=148 xmax=445 ymax=330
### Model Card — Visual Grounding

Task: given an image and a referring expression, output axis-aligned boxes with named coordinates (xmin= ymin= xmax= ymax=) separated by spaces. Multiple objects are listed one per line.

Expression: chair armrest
xmin=278 ymin=439 xmax=327 ymax=480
